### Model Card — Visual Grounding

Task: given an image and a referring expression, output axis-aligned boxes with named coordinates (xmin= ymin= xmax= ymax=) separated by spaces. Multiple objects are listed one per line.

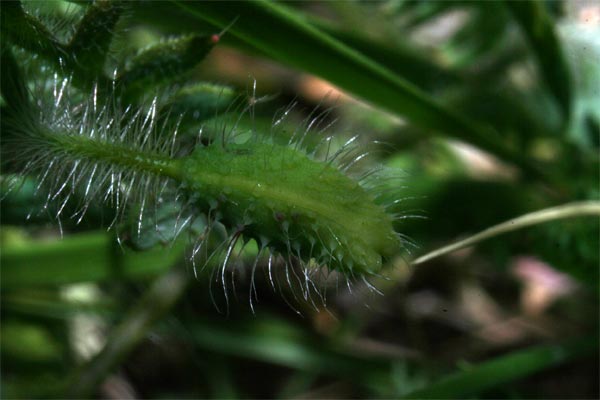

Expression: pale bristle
xmin=3 ymin=74 xmax=182 ymax=238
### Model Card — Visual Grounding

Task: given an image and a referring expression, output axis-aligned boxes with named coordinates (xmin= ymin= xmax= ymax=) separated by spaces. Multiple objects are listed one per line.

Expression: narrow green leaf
xmin=117 ymin=34 xmax=217 ymax=102
xmin=1 ymin=321 xmax=64 ymax=363
xmin=0 ymin=45 xmax=30 ymax=114
xmin=403 ymin=337 xmax=597 ymax=399
xmin=0 ymin=1 xmax=112 ymax=91
xmin=189 ymin=317 xmax=392 ymax=381
xmin=0 ymin=231 xmax=186 ymax=287
xmin=0 ymin=1 xmax=64 ymax=64
xmin=67 ymin=1 xmax=126 ymax=77
xmin=169 ymin=1 xmax=462 ymax=133
xmin=66 ymin=265 xmax=189 ymax=398
xmin=309 ymin=17 xmax=461 ymax=92
xmin=505 ymin=0 xmax=572 ymax=120
xmin=3 ymin=290 xmax=115 ymax=320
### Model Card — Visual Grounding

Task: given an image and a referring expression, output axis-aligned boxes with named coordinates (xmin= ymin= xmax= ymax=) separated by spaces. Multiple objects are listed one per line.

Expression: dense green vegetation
xmin=1 ymin=1 xmax=598 ymax=398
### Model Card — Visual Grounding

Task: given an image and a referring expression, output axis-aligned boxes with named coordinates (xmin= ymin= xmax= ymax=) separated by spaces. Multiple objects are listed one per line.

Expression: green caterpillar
xmin=0 ymin=0 xmax=406 ymax=311
xmin=5 ymin=81 xmax=400 ymax=256
xmin=12 ymin=83 xmax=400 ymax=275
xmin=1 ymin=23 xmax=406 ymax=309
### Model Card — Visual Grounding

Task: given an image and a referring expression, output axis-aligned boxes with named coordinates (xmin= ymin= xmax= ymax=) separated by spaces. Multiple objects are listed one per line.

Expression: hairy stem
xmin=40 ymin=130 xmax=182 ymax=180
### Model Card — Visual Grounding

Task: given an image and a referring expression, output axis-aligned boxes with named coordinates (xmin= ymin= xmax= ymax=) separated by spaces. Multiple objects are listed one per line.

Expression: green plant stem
xmin=413 ymin=201 xmax=600 ymax=265
xmin=66 ymin=265 xmax=189 ymax=398
xmin=43 ymin=131 xmax=182 ymax=180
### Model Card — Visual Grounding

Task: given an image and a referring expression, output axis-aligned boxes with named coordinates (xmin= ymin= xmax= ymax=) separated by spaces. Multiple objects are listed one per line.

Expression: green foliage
xmin=1 ymin=1 xmax=598 ymax=399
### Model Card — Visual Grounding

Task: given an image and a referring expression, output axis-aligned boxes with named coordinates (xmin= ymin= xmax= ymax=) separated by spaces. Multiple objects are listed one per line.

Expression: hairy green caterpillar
xmin=0 ymin=0 xmax=410 ymax=312
xmin=2 ymin=62 xmax=406 ymax=310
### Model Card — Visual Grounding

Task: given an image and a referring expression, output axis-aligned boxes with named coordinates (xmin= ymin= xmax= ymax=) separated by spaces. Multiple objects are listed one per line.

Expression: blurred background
xmin=1 ymin=1 xmax=599 ymax=398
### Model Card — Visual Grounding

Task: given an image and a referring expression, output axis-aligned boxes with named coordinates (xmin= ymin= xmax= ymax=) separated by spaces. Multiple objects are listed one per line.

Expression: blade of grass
xmin=2 ymin=290 xmax=116 ymax=320
xmin=505 ymin=0 xmax=572 ymax=120
xmin=403 ymin=337 xmax=597 ymax=399
xmin=188 ymin=317 xmax=396 ymax=388
xmin=1 ymin=231 xmax=187 ymax=287
xmin=66 ymin=265 xmax=189 ymax=398
xmin=413 ymin=201 xmax=600 ymax=265
xmin=309 ymin=17 xmax=461 ymax=92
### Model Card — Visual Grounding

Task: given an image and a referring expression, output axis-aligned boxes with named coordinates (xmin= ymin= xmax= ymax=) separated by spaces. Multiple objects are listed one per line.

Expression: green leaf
xmin=2 ymin=290 xmax=115 ymax=320
xmin=0 ymin=45 xmax=29 ymax=114
xmin=188 ymin=316 xmax=393 ymax=381
xmin=444 ymin=3 xmax=510 ymax=67
xmin=66 ymin=265 xmax=189 ymax=398
xmin=66 ymin=1 xmax=126 ymax=78
xmin=123 ymin=200 xmax=209 ymax=251
xmin=117 ymin=34 xmax=217 ymax=102
xmin=0 ymin=1 xmax=114 ymax=91
xmin=0 ymin=230 xmax=186 ymax=288
xmin=505 ymin=0 xmax=572 ymax=121
xmin=308 ymin=17 xmax=460 ymax=92
xmin=403 ymin=337 xmax=597 ymax=399
xmin=0 ymin=1 xmax=64 ymax=64
xmin=1 ymin=320 xmax=63 ymax=363
xmin=560 ymin=23 xmax=600 ymax=151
